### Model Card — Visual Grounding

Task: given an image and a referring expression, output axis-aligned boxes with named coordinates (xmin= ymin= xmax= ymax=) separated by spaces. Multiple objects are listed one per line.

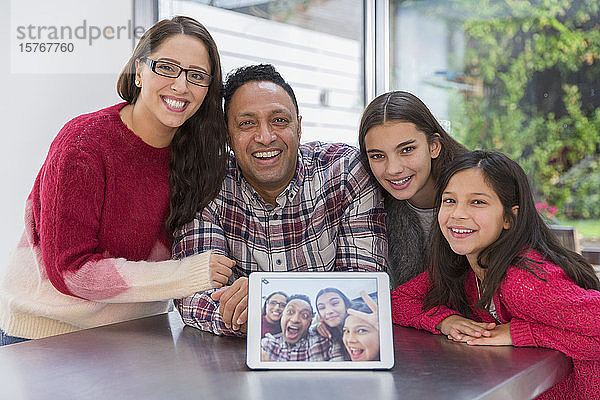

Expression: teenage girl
xmin=358 ymin=91 xmax=467 ymax=288
xmin=392 ymin=150 xmax=600 ymax=400
xmin=314 ymin=287 xmax=352 ymax=360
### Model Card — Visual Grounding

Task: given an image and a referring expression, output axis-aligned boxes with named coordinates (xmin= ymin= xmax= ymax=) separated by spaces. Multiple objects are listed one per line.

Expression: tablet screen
xmin=246 ymin=272 xmax=394 ymax=369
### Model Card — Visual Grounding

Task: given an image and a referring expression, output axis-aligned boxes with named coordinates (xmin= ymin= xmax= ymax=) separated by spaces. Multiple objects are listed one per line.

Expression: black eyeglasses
xmin=268 ymin=300 xmax=287 ymax=308
xmin=142 ymin=58 xmax=212 ymax=87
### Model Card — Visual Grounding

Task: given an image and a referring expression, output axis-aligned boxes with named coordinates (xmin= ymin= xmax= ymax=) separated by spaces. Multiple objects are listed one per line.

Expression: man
xmin=261 ymin=295 xmax=330 ymax=361
xmin=174 ymin=64 xmax=387 ymax=335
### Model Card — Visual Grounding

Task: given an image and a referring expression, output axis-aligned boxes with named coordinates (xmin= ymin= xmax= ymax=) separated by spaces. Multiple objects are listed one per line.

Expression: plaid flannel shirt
xmin=173 ymin=142 xmax=387 ymax=336
xmin=261 ymin=331 xmax=331 ymax=361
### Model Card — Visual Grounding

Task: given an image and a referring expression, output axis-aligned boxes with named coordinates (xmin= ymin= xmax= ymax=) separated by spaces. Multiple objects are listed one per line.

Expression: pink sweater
xmin=0 ymin=103 xmax=213 ymax=339
xmin=392 ymin=250 xmax=600 ymax=400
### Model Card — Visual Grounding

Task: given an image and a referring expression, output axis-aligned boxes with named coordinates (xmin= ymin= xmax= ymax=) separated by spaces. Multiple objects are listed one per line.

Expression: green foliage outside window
xmin=444 ymin=0 xmax=600 ymax=219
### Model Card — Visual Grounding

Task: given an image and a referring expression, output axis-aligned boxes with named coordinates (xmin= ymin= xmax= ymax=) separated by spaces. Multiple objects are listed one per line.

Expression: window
xmin=159 ymin=0 xmax=365 ymax=145
xmin=389 ymin=0 xmax=600 ymax=244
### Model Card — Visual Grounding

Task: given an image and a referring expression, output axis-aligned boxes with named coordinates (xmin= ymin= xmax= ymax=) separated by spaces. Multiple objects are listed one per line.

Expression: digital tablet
xmin=246 ymin=272 xmax=394 ymax=369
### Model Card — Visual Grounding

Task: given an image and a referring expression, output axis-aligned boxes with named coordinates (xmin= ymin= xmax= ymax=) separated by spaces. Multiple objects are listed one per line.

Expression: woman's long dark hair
xmin=358 ymin=91 xmax=467 ymax=197
xmin=424 ymin=150 xmax=600 ymax=316
xmin=117 ymin=16 xmax=228 ymax=236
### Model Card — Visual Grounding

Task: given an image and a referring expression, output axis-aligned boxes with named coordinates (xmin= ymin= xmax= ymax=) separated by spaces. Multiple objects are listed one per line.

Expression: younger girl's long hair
xmin=424 ymin=150 xmax=600 ymax=316
xmin=117 ymin=16 xmax=228 ymax=236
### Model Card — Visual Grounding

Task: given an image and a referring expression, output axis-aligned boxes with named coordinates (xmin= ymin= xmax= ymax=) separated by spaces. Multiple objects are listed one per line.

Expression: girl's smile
xmin=447 ymin=225 xmax=477 ymax=238
xmin=386 ymin=175 xmax=413 ymax=190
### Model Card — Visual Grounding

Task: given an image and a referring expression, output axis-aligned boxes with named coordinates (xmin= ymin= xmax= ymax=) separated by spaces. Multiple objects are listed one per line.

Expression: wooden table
xmin=0 ymin=311 xmax=571 ymax=400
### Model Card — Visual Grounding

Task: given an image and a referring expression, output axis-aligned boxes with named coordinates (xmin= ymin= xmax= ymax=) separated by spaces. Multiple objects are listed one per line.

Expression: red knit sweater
xmin=392 ymin=250 xmax=600 ymax=400
xmin=34 ymin=102 xmax=172 ymax=296
xmin=0 ymin=103 xmax=213 ymax=339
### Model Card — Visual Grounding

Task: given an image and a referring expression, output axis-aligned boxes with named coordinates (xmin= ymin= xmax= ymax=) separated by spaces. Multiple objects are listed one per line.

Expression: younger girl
xmin=343 ymin=293 xmax=380 ymax=362
xmin=392 ymin=150 xmax=600 ymax=400
xmin=358 ymin=91 xmax=466 ymax=288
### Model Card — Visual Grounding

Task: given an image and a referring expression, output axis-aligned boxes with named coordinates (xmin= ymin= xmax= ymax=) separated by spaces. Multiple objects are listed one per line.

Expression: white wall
xmin=0 ymin=1 xmax=137 ymax=272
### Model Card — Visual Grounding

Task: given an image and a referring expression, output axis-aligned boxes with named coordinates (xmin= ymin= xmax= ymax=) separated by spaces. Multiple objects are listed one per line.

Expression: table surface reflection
xmin=0 ymin=311 xmax=571 ymax=400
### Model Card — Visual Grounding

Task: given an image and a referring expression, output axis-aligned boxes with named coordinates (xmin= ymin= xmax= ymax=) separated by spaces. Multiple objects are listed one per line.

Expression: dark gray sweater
xmin=385 ymin=197 xmax=430 ymax=289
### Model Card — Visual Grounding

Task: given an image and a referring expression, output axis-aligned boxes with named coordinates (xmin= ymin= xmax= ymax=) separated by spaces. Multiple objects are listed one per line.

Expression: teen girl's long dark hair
xmin=358 ymin=91 xmax=467 ymax=195
xmin=117 ymin=16 xmax=228 ymax=235
xmin=316 ymin=288 xmax=352 ymax=358
xmin=424 ymin=150 xmax=600 ymax=316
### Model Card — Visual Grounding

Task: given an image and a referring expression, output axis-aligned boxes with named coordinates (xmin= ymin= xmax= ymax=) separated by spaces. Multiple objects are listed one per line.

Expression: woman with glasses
xmin=261 ymin=292 xmax=288 ymax=337
xmin=0 ymin=16 xmax=234 ymax=345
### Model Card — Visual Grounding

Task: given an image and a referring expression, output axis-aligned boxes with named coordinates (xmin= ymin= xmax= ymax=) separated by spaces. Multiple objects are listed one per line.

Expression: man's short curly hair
xmin=222 ymin=64 xmax=299 ymax=123
xmin=286 ymin=294 xmax=313 ymax=316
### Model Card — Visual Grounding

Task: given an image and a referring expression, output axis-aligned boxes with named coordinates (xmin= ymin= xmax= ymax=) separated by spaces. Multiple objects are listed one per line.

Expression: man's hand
xmin=316 ymin=321 xmax=332 ymax=339
xmin=208 ymin=253 xmax=235 ymax=288
xmin=211 ymin=277 xmax=248 ymax=330
xmin=464 ymin=323 xmax=512 ymax=346
xmin=436 ymin=315 xmax=496 ymax=342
